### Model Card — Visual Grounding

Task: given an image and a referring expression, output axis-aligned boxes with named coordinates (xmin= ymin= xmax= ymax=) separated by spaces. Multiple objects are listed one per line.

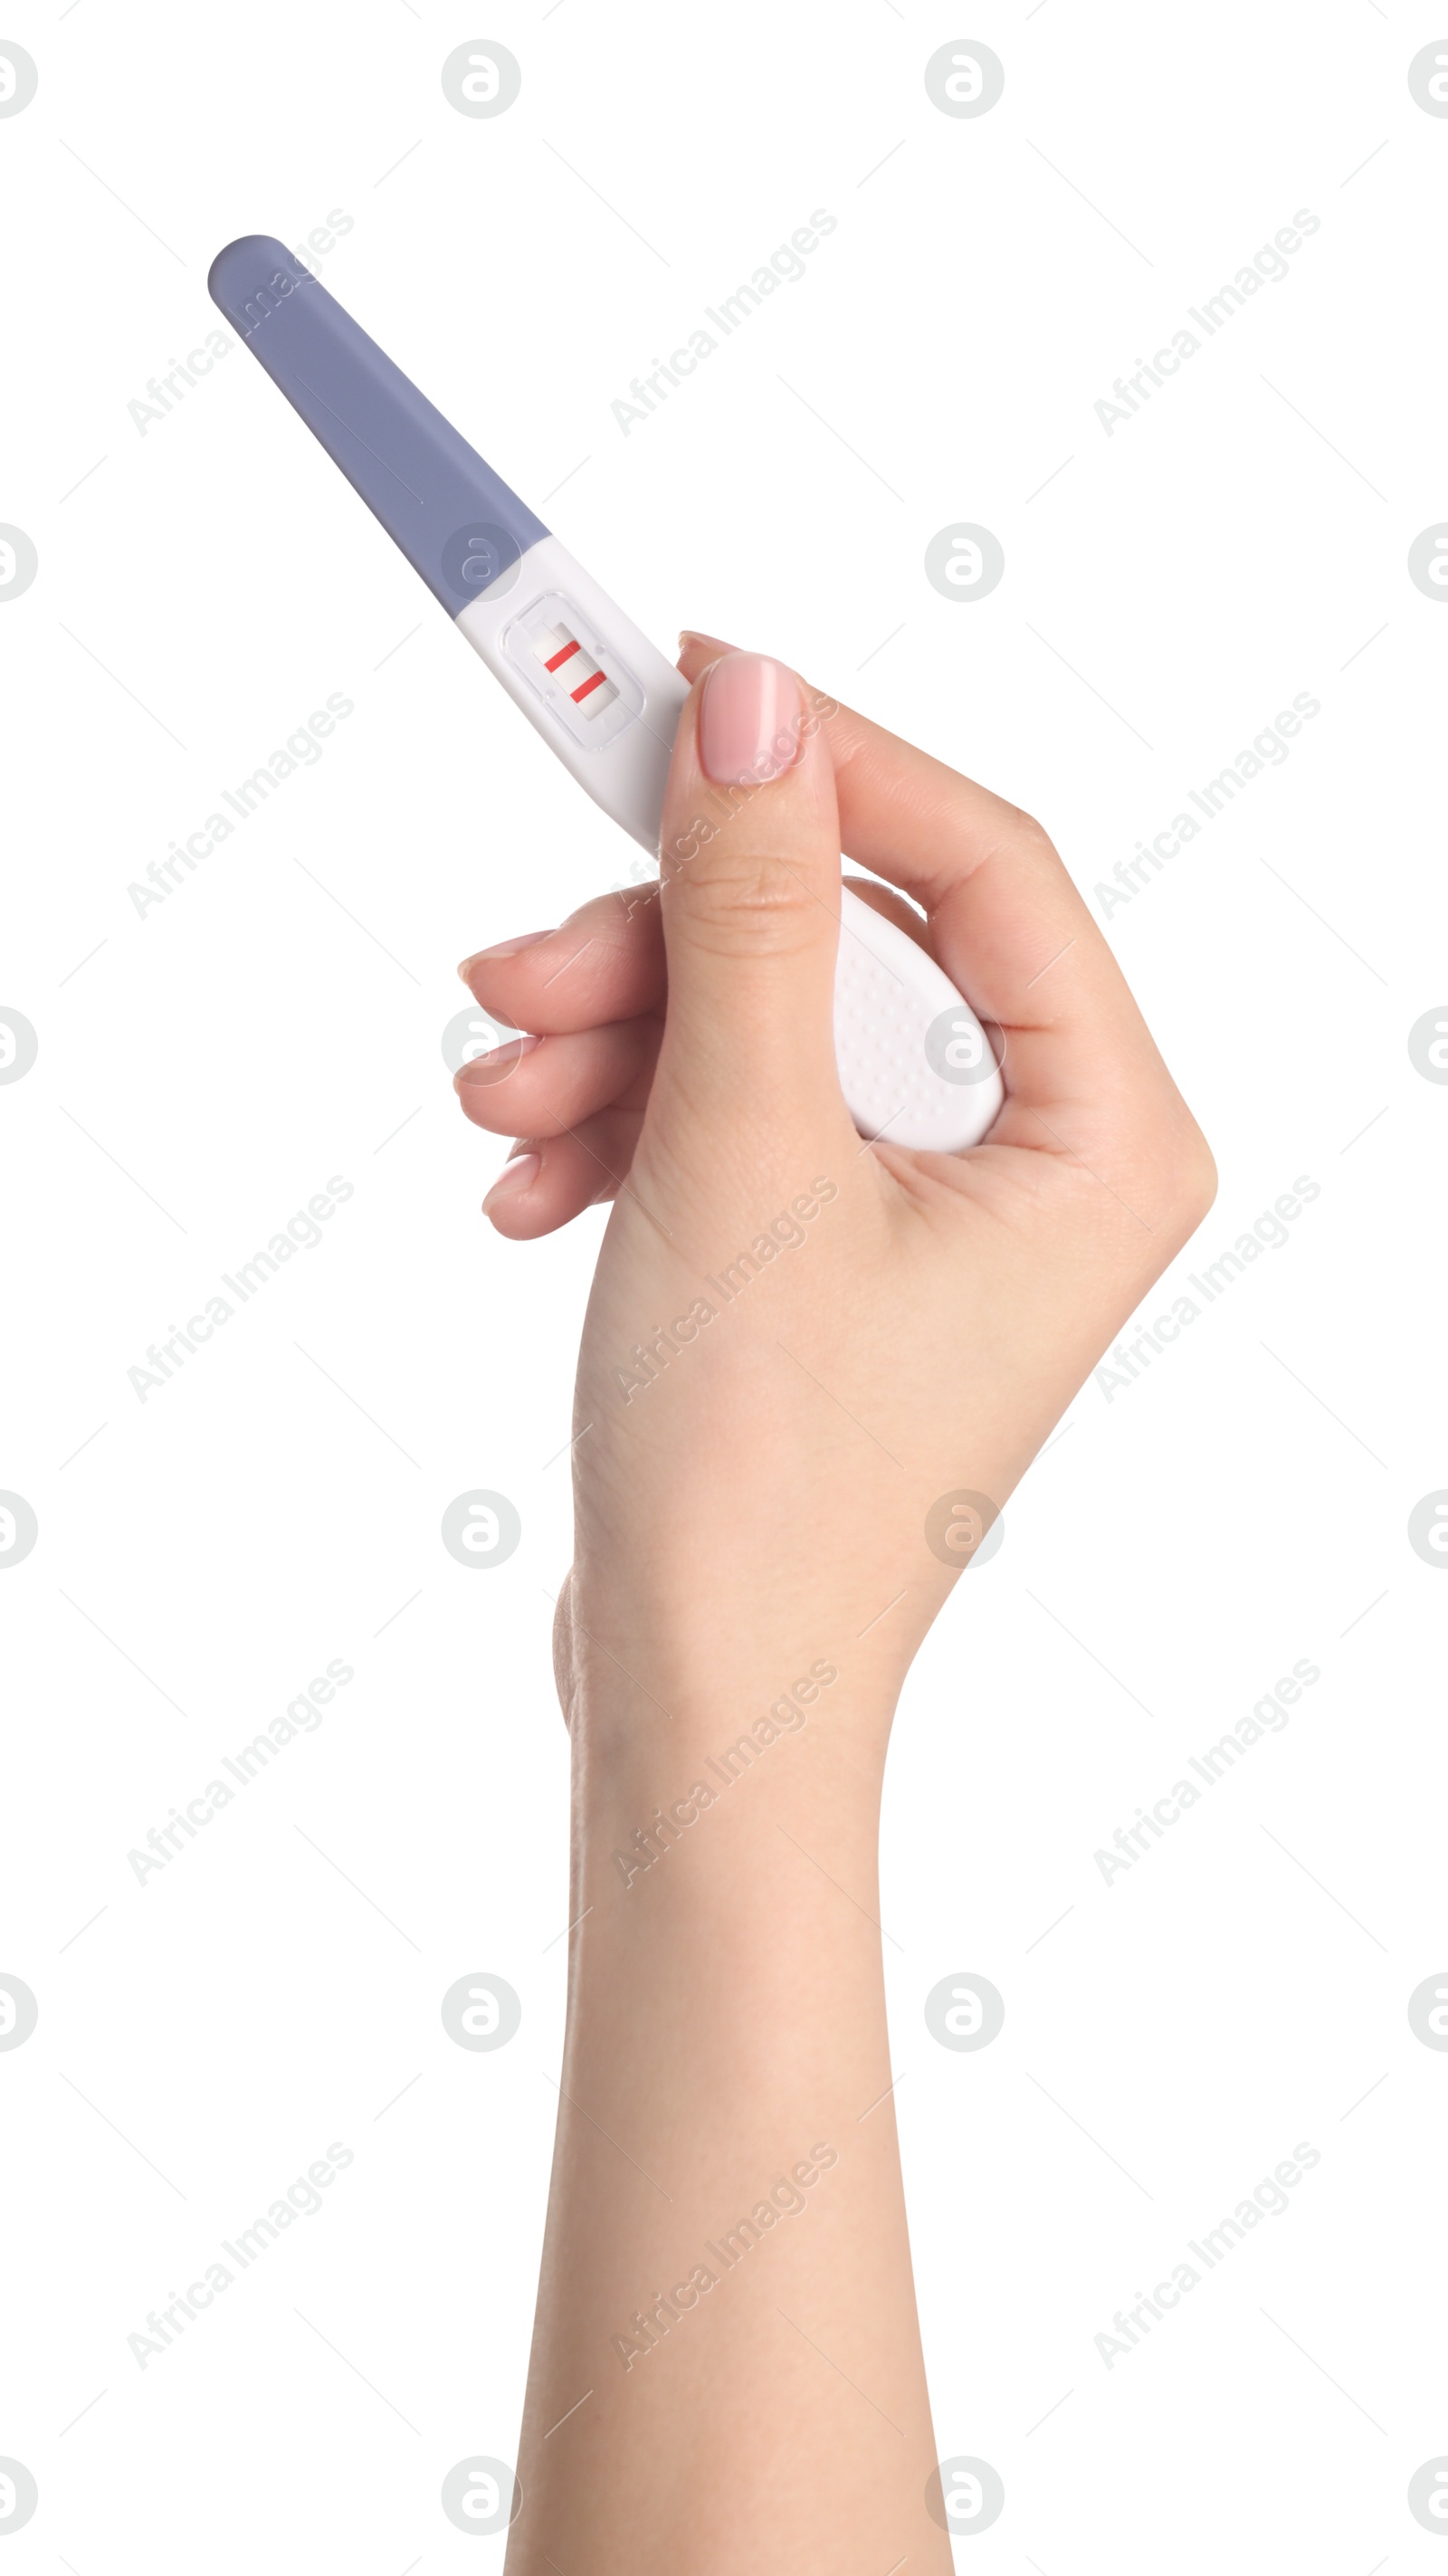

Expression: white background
xmin=3 ymin=2 xmax=1446 ymax=2566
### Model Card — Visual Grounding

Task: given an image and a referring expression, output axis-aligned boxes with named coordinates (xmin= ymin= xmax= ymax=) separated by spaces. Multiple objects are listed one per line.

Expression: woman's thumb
xmin=651 ymin=652 xmax=847 ymax=1147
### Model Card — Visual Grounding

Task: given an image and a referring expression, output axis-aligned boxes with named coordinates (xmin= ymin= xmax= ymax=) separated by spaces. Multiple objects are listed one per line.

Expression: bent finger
xmin=481 ymin=1108 xmax=644 ymax=1237
xmin=461 ymin=886 xmax=665 ymax=1037
xmin=454 ymin=1018 xmax=658 ymax=1138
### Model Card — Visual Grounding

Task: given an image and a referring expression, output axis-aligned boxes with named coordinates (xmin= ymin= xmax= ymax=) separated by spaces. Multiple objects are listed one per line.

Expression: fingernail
xmin=679 ymin=627 xmax=735 ymax=657
xmin=456 ymin=1033 xmax=541 ymax=1087
xmin=458 ymin=930 xmax=554 ymax=978
xmin=698 ymin=653 xmax=801 ymax=787
xmin=483 ymin=1150 xmax=541 ymax=1209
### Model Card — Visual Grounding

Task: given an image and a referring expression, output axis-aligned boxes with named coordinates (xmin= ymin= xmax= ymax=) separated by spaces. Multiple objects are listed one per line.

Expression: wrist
xmin=558 ymin=1563 xmax=912 ymax=1762
xmin=566 ymin=1638 xmax=893 ymax=1795
xmin=567 ymin=1655 xmax=892 ymax=1910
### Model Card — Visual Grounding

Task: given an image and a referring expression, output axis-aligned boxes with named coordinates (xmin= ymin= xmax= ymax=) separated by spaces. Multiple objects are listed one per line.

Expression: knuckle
xmin=1007 ymin=801 xmax=1051 ymax=846
xmin=1000 ymin=802 xmax=1058 ymax=863
xmin=1144 ymin=1117 xmax=1218 ymax=1245
xmin=666 ymin=853 xmax=826 ymax=958
xmin=1173 ymin=1131 xmax=1219 ymax=1227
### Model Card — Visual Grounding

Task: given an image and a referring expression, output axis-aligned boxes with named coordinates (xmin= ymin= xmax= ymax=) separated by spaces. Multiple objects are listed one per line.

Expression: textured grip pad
xmin=834 ymin=888 xmax=1003 ymax=1151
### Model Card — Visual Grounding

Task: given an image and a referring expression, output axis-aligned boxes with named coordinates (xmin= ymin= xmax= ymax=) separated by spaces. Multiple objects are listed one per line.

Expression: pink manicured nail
xmin=483 ymin=1151 xmax=540 ymax=1208
xmin=456 ymin=1033 xmax=541 ymax=1088
xmin=458 ymin=930 xmax=555 ymax=977
xmin=698 ymin=653 xmax=801 ymax=787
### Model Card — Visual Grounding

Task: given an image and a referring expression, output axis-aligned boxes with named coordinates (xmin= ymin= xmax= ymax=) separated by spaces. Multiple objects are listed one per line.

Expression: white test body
xmin=456 ymin=535 xmax=1005 ymax=1153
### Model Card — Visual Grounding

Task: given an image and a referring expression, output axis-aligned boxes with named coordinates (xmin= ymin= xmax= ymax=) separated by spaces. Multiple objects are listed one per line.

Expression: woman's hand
xmin=467 ymin=639 xmax=1215 ymax=2576
xmin=454 ymin=636 xmax=1215 ymax=1736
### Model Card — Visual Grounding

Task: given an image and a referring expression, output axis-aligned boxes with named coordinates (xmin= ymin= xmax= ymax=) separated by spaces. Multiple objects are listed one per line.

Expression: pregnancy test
xmin=208 ymin=235 xmax=1004 ymax=1151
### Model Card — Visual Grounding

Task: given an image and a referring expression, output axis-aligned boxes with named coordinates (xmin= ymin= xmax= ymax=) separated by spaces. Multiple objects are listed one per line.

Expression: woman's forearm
xmin=466 ymin=642 xmax=1215 ymax=2567
xmin=506 ymin=1665 xmax=951 ymax=2572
